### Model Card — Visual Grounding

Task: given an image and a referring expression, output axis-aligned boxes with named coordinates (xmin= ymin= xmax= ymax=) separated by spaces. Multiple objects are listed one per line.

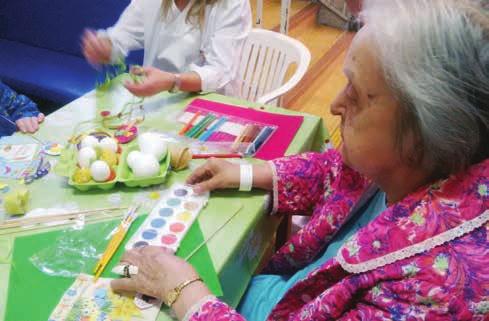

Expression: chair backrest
xmin=238 ymin=28 xmax=311 ymax=106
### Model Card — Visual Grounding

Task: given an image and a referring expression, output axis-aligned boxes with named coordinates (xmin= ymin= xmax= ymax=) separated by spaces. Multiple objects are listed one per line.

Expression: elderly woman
xmin=111 ymin=0 xmax=489 ymax=320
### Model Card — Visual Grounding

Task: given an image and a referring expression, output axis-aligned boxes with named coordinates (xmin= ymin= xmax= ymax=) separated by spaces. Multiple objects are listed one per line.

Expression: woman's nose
xmin=330 ymin=90 xmax=347 ymax=116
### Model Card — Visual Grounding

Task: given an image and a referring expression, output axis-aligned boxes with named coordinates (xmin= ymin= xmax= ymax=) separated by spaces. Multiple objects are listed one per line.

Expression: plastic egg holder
xmin=69 ymin=133 xmax=121 ymax=191
xmin=118 ymin=132 xmax=170 ymax=187
xmin=67 ymin=131 xmax=171 ymax=191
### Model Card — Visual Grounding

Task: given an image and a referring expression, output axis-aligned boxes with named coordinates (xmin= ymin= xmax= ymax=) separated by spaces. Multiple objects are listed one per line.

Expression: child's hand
xmin=82 ymin=29 xmax=113 ymax=67
xmin=16 ymin=113 xmax=45 ymax=133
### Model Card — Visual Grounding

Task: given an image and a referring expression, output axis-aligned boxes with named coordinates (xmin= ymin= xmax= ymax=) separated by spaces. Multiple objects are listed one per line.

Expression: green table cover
xmin=0 ymin=79 xmax=328 ymax=321
xmin=5 ymin=215 xmax=221 ymax=321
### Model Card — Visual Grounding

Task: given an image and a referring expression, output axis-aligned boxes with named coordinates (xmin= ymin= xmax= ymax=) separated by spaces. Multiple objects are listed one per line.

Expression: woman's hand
xmin=187 ymin=159 xmax=274 ymax=194
xmin=111 ymin=246 xmax=211 ymax=320
xmin=186 ymin=159 xmax=240 ymax=194
xmin=16 ymin=113 xmax=44 ymax=133
xmin=81 ymin=29 xmax=112 ymax=66
xmin=124 ymin=66 xmax=176 ymax=97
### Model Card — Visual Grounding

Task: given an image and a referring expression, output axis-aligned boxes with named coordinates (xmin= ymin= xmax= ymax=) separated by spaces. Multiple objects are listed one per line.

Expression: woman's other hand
xmin=16 ymin=113 xmax=44 ymax=133
xmin=187 ymin=159 xmax=274 ymax=194
xmin=124 ymin=66 xmax=176 ymax=97
xmin=81 ymin=29 xmax=112 ymax=66
xmin=186 ymin=159 xmax=240 ymax=194
xmin=111 ymin=246 xmax=211 ymax=319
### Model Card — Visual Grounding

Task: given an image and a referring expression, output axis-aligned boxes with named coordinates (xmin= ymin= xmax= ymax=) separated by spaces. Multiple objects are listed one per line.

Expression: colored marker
xmin=192 ymin=115 xmax=216 ymax=139
xmin=185 ymin=114 xmax=212 ymax=138
xmin=241 ymin=125 xmax=261 ymax=143
xmin=245 ymin=126 xmax=274 ymax=155
xmin=179 ymin=111 xmax=201 ymax=136
xmin=231 ymin=124 xmax=251 ymax=150
xmin=198 ymin=117 xmax=228 ymax=141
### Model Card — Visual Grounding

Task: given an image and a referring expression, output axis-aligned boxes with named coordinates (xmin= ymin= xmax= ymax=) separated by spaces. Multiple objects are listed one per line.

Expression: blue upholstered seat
xmin=0 ymin=0 xmax=142 ymax=105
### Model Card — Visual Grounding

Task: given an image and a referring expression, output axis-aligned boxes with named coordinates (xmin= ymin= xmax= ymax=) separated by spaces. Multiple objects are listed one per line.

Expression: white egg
xmin=131 ymin=153 xmax=160 ymax=178
xmin=81 ymin=135 xmax=99 ymax=149
xmin=99 ymin=137 xmax=118 ymax=153
xmin=90 ymin=160 xmax=111 ymax=182
xmin=127 ymin=150 xmax=142 ymax=169
xmin=78 ymin=147 xmax=97 ymax=168
xmin=138 ymin=132 xmax=167 ymax=161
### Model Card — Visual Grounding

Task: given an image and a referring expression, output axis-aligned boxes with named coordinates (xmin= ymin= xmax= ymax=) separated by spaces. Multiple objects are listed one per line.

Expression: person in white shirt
xmin=82 ymin=0 xmax=252 ymax=97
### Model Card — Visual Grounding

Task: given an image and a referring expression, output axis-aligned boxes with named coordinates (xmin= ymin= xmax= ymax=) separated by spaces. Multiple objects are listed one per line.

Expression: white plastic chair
xmin=238 ymin=28 xmax=311 ymax=106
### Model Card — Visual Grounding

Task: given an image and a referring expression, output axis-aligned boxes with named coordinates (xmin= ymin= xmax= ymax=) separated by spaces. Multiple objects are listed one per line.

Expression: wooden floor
xmin=250 ymin=0 xmax=352 ymax=145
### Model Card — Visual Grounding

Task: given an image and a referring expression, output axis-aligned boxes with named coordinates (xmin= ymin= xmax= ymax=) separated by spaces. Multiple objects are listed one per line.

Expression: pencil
xmin=179 ymin=111 xmax=201 ymax=136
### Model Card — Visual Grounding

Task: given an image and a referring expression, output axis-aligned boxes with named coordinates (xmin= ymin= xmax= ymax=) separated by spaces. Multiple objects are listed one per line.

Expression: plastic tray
xmin=117 ymin=144 xmax=171 ymax=188
xmin=56 ymin=143 xmax=170 ymax=191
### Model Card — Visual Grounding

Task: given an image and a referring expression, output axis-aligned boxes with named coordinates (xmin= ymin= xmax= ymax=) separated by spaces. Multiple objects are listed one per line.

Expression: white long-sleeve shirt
xmin=104 ymin=0 xmax=251 ymax=96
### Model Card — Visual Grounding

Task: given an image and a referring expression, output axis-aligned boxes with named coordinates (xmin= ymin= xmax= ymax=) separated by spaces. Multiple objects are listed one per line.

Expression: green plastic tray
xmin=117 ymin=144 xmax=171 ymax=187
xmin=56 ymin=143 xmax=170 ymax=191
xmin=68 ymin=150 xmax=120 ymax=191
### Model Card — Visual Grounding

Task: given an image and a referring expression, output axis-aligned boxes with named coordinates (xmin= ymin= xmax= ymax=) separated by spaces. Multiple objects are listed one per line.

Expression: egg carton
xmin=56 ymin=133 xmax=171 ymax=191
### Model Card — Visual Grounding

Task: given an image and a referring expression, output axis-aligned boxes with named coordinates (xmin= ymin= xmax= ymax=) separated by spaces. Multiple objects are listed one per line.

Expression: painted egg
xmin=77 ymin=147 xmax=97 ymax=168
xmin=131 ymin=153 xmax=160 ymax=178
xmin=127 ymin=150 xmax=142 ymax=169
xmin=98 ymin=137 xmax=118 ymax=153
xmin=81 ymin=135 xmax=99 ymax=149
xmin=72 ymin=167 xmax=92 ymax=184
xmin=138 ymin=132 xmax=167 ymax=161
xmin=99 ymin=149 xmax=118 ymax=167
xmin=90 ymin=160 xmax=111 ymax=182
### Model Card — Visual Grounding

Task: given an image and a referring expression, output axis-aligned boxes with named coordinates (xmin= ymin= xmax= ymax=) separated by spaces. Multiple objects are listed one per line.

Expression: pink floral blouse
xmin=187 ymin=150 xmax=489 ymax=321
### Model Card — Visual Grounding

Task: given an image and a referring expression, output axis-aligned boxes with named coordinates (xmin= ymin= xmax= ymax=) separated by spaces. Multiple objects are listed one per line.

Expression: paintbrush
xmin=93 ymin=205 xmax=140 ymax=281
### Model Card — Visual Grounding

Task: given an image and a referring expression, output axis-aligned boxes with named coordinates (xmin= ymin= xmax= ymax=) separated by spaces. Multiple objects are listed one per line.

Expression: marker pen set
xmin=177 ymin=107 xmax=277 ymax=157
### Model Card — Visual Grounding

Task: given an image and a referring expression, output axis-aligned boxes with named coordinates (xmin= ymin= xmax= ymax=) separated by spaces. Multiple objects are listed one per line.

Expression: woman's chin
xmin=339 ymin=144 xmax=350 ymax=165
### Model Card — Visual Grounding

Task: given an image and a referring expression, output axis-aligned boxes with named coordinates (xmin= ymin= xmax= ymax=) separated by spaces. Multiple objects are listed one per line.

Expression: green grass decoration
xmin=95 ymin=58 xmax=128 ymax=92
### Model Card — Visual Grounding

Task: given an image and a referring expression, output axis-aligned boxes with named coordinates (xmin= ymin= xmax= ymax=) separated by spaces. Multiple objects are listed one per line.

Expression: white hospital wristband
xmin=239 ymin=164 xmax=253 ymax=192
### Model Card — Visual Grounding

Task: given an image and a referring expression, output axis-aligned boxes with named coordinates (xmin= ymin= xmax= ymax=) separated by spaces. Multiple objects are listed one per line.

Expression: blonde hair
xmin=161 ymin=0 xmax=219 ymax=27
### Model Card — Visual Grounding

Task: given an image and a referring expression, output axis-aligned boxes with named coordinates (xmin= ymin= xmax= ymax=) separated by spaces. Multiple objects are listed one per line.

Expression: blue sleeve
xmin=0 ymin=81 xmax=40 ymax=122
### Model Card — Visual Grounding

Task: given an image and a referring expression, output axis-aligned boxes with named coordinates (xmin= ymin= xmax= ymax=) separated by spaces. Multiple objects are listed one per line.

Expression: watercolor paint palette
xmin=125 ymin=183 xmax=209 ymax=252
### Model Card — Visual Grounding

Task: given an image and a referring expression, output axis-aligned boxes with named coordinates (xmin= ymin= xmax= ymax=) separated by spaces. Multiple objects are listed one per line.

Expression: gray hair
xmin=361 ymin=0 xmax=489 ymax=177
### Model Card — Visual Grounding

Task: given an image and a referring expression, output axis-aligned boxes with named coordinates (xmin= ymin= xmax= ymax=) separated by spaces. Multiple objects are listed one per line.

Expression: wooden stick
xmin=0 ymin=207 xmax=127 ymax=229
xmin=184 ymin=203 xmax=243 ymax=262
xmin=0 ymin=212 xmax=125 ymax=236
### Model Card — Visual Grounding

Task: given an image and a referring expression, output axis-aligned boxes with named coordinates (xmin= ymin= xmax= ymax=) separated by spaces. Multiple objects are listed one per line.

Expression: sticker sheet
xmin=48 ymin=274 xmax=160 ymax=321
xmin=125 ymin=183 xmax=209 ymax=252
xmin=0 ymin=136 xmax=42 ymax=179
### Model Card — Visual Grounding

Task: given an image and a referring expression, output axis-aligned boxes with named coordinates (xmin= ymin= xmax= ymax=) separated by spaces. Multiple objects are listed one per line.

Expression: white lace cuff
xmin=268 ymin=161 xmax=279 ymax=216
